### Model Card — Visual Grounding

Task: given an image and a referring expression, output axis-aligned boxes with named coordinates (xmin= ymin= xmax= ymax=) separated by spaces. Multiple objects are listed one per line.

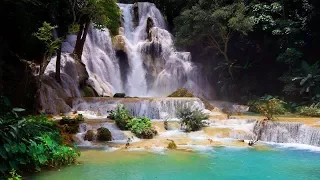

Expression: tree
xmin=174 ymin=0 xmax=253 ymax=85
xmin=73 ymin=0 xmax=121 ymax=60
xmin=33 ymin=22 xmax=62 ymax=110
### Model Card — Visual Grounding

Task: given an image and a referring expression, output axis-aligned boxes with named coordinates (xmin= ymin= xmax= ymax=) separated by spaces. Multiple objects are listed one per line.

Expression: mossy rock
xmin=168 ymin=88 xmax=214 ymax=110
xmin=81 ymin=86 xmax=98 ymax=97
xmin=138 ymin=128 xmax=158 ymax=139
xmin=168 ymin=88 xmax=194 ymax=97
xmin=167 ymin=141 xmax=177 ymax=149
xmin=84 ymin=130 xmax=96 ymax=141
xmin=97 ymin=127 xmax=112 ymax=141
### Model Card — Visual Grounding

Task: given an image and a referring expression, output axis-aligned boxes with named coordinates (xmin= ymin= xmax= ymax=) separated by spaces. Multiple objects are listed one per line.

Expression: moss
xmin=168 ymin=88 xmax=194 ymax=97
xmin=84 ymin=130 xmax=96 ymax=141
xmin=97 ymin=127 xmax=112 ymax=141
xmin=81 ymin=86 xmax=98 ymax=97
xmin=58 ymin=116 xmax=84 ymax=134
xmin=168 ymin=88 xmax=214 ymax=110
xmin=167 ymin=141 xmax=177 ymax=149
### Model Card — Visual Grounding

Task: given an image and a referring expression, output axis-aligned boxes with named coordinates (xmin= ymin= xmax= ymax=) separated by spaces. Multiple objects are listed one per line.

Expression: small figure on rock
xmin=125 ymin=137 xmax=133 ymax=149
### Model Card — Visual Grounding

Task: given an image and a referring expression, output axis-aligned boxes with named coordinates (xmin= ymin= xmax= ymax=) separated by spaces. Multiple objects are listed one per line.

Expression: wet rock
xmin=146 ymin=17 xmax=154 ymax=41
xmin=97 ymin=127 xmax=112 ymax=141
xmin=114 ymin=93 xmax=126 ymax=98
xmin=84 ymin=130 xmax=96 ymax=141
xmin=113 ymin=35 xmax=127 ymax=52
xmin=81 ymin=85 xmax=98 ymax=97
xmin=133 ymin=3 xmax=139 ymax=27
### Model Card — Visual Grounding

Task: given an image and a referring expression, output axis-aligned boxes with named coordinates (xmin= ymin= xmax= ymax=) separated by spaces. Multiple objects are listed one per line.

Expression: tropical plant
xmin=0 ymin=97 xmax=80 ymax=176
xmin=292 ymin=61 xmax=320 ymax=102
xmin=177 ymin=106 xmax=209 ymax=132
xmin=256 ymin=96 xmax=285 ymax=120
xmin=7 ymin=169 xmax=22 ymax=180
xmin=111 ymin=105 xmax=133 ymax=130
xmin=297 ymin=103 xmax=320 ymax=117
xmin=127 ymin=117 xmax=157 ymax=139
xmin=58 ymin=116 xmax=84 ymax=134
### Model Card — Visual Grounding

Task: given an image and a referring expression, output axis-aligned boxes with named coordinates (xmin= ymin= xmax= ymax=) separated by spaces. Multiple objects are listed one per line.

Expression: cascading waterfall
xmin=258 ymin=121 xmax=320 ymax=146
xmin=40 ymin=2 xmax=213 ymax=113
xmin=72 ymin=97 xmax=205 ymax=119
xmin=117 ymin=3 xmax=212 ymax=98
xmin=213 ymin=119 xmax=320 ymax=147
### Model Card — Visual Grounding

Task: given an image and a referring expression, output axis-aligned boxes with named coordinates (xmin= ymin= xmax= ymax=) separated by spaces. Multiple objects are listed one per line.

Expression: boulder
xmin=84 ymin=130 xmax=96 ymax=141
xmin=97 ymin=127 xmax=112 ymax=141
xmin=114 ymin=93 xmax=126 ymax=98
xmin=113 ymin=35 xmax=127 ymax=52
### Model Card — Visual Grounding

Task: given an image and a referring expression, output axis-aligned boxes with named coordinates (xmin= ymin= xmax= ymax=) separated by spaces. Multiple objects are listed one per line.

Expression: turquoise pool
xmin=31 ymin=146 xmax=320 ymax=180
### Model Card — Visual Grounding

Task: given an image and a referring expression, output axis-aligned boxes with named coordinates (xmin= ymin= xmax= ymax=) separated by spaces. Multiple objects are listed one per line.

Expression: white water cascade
xmin=40 ymin=2 xmax=213 ymax=114
xmin=72 ymin=97 xmax=205 ymax=119
xmin=210 ymin=119 xmax=320 ymax=147
xmin=117 ymin=3 xmax=212 ymax=98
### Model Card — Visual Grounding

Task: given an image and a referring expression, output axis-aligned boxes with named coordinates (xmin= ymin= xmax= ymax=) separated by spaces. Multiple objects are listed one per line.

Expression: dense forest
xmin=1 ymin=0 xmax=320 ymax=178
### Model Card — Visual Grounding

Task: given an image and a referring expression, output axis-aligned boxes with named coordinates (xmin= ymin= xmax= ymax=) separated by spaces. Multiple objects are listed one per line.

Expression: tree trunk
xmin=55 ymin=44 xmax=62 ymax=84
xmin=73 ymin=19 xmax=90 ymax=61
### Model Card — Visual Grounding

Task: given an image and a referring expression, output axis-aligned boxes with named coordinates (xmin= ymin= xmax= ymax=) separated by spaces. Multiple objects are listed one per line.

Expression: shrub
xmin=167 ymin=140 xmax=177 ymax=149
xmin=297 ymin=103 xmax=320 ymax=117
xmin=28 ymin=134 xmax=79 ymax=170
xmin=248 ymin=95 xmax=287 ymax=115
xmin=7 ymin=169 xmax=21 ymax=180
xmin=139 ymin=128 xmax=158 ymax=139
xmin=111 ymin=105 xmax=133 ymax=130
xmin=58 ymin=115 xmax=84 ymax=134
xmin=0 ymin=96 xmax=80 ymax=176
xmin=127 ymin=117 xmax=157 ymax=139
xmin=177 ymin=106 xmax=209 ymax=132
xmin=256 ymin=98 xmax=285 ymax=120
xmin=97 ymin=127 xmax=112 ymax=141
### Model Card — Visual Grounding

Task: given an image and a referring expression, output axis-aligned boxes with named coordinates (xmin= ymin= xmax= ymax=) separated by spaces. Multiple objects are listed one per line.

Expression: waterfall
xmin=117 ymin=3 xmax=213 ymax=98
xmin=210 ymin=119 xmax=320 ymax=147
xmin=40 ymin=2 xmax=213 ymax=113
xmin=258 ymin=121 xmax=320 ymax=147
xmin=72 ymin=97 xmax=205 ymax=119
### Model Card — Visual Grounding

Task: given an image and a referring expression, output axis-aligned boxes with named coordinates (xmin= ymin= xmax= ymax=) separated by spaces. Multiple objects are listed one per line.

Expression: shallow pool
xmin=30 ymin=146 xmax=320 ymax=180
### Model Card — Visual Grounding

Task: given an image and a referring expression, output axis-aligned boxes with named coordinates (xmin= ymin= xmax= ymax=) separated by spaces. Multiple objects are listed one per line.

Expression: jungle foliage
xmin=177 ymin=106 xmax=209 ymax=132
xmin=110 ymin=105 xmax=158 ymax=139
xmin=0 ymin=96 xmax=79 ymax=177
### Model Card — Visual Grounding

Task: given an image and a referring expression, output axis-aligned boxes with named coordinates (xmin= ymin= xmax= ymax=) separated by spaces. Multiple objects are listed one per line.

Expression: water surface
xmin=31 ymin=146 xmax=320 ymax=180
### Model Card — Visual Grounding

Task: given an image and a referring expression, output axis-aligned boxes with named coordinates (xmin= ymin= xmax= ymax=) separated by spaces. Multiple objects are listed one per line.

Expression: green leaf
xmin=9 ymin=161 xmax=17 ymax=169
xmin=18 ymin=143 xmax=26 ymax=153
xmin=4 ymin=144 xmax=11 ymax=152
xmin=301 ymin=61 xmax=311 ymax=75
xmin=0 ymin=147 xmax=7 ymax=159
